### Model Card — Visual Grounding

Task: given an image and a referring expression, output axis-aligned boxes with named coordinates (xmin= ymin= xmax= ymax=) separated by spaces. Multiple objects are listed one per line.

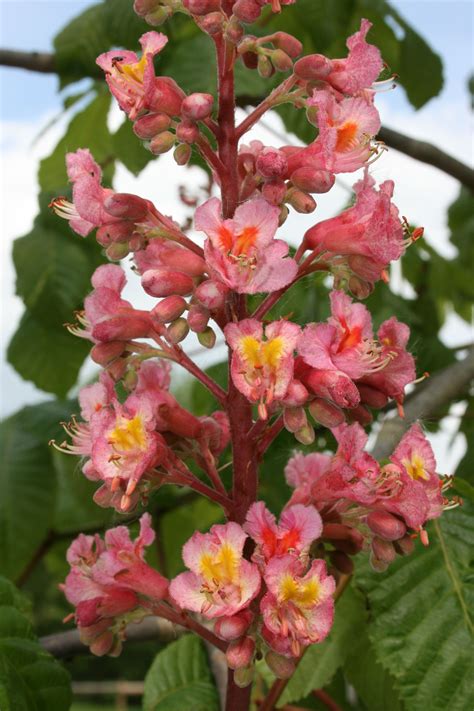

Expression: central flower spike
xmin=225 ymin=319 xmax=301 ymax=418
xmin=195 ymin=197 xmax=297 ymax=294
xmin=261 ymin=556 xmax=335 ymax=658
xmin=169 ymin=523 xmax=261 ymax=618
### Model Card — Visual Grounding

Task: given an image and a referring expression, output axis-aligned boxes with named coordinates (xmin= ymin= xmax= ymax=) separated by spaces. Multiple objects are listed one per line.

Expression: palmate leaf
xmin=143 ymin=635 xmax=219 ymax=711
xmin=355 ymin=505 xmax=474 ymax=711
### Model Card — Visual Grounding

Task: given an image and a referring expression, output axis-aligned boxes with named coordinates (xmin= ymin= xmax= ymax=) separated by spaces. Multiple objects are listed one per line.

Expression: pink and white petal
xmin=233 ymin=198 xmax=279 ymax=247
xmin=279 ymin=504 xmax=323 ymax=549
xmin=169 ymin=571 xmax=207 ymax=612
xmin=139 ymin=31 xmax=168 ymax=56
xmin=244 ymin=501 xmax=278 ymax=546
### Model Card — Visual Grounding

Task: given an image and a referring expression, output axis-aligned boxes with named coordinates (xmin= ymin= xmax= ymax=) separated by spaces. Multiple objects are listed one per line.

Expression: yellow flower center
xmin=279 ymin=575 xmax=320 ymax=608
xmin=240 ymin=335 xmax=284 ymax=371
xmin=403 ymin=453 xmax=429 ymax=481
xmin=120 ymin=54 xmax=147 ymax=84
xmin=199 ymin=543 xmax=239 ymax=585
xmin=108 ymin=415 xmax=147 ymax=452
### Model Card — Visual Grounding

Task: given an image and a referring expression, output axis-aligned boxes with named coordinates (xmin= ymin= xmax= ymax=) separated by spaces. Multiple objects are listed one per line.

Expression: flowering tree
xmin=37 ymin=1 xmax=461 ymax=708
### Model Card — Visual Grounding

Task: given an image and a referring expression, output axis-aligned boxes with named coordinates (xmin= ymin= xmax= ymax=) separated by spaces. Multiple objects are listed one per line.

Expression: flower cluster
xmin=54 ymin=0 xmax=452 ymax=694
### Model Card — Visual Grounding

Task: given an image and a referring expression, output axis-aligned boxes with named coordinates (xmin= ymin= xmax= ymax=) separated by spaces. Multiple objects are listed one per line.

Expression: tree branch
xmin=0 ymin=48 xmax=56 ymax=73
xmin=372 ymin=346 xmax=474 ymax=460
xmin=378 ymin=126 xmax=474 ymax=192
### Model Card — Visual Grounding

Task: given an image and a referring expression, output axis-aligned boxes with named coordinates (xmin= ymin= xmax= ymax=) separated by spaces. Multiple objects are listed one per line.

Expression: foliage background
xmin=0 ymin=1 xmax=473 ymax=709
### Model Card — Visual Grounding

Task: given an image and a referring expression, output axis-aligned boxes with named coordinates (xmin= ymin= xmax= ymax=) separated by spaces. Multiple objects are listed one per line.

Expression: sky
xmin=0 ymin=0 xmax=473 ymax=470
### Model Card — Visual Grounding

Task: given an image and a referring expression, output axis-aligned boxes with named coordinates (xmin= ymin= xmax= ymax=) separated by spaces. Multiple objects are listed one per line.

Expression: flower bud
xmin=167 ymin=317 xmax=190 ymax=344
xmin=183 ymin=0 xmax=221 ymax=14
xmin=257 ymin=54 xmax=274 ymax=78
xmin=322 ymin=523 xmax=364 ymax=550
xmin=96 ymin=222 xmax=134 ymax=246
xmin=148 ymin=77 xmax=185 ymax=116
xmin=187 ymin=304 xmax=210 ymax=333
xmin=366 ymin=511 xmax=406 ymax=542
xmin=286 ymin=188 xmax=317 ymax=214
xmin=107 ymin=358 xmax=128 ymax=381
xmin=198 ymin=326 xmax=217 ymax=349
xmin=394 ymin=535 xmax=415 ymax=557
xmin=91 ymin=341 xmax=125 ymax=365
xmin=370 ymin=553 xmax=389 ymax=573
xmin=233 ymin=666 xmax=254 ymax=688
xmin=151 ymin=295 xmax=187 ymax=323
xmin=133 ymin=112 xmax=172 ymax=139
xmin=214 ymin=611 xmax=253 ymax=641
xmin=195 ymin=280 xmax=227 ymax=310
xmin=308 ymin=398 xmax=344 ymax=428
xmin=348 ymin=275 xmax=373 ymax=300
xmin=92 ymin=313 xmax=152 ymax=342
xmin=182 ymin=93 xmax=214 ymax=121
xmin=301 ymin=366 xmax=360 ymax=409
xmin=271 ymin=49 xmax=293 ymax=72
xmin=349 ymin=404 xmax=373 ymax=426
xmin=157 ymin=245 xmax=207 ymax=277
xmin=106 ymin=242 xmax=130 ymax=261
xmin=199 ymin=11 xmax=224 ymax=34
xmin=89 ymin=630 xmax=115 ymax=657
xmin=294 ymin=422 xmax=315 ymax=445
xmin=256 ymin=148 xmax=288 ymax=179
xmin=173 ymin=143 xmax=192 ymax=166
xmin=283 ymin=406 xmax=307 ymax=433
xmin=133 ymin=0 xmax=160 ymax=16
xmin=329 ymin=550 xmax=354 ymax=575
xmin=283 ymin=379 xmax=308 ymax=406
xmin=278 ymin=204 xmax=289 ymax=225
xmin=241 ymin=51 xmax=259 ymax=69
xmin=265 ymin=651 xmax=296 ymax=679
xmin=226 ymin=637 xmax=255 ymax=670
xmin=104 ymin=193 xmax=149 ymax=220
xmin=233 ymin=0 xmax=261 ymax=22
xmin=176 ymin=120 xmax=199 ymax=144
xmin=225 ymin=17 xmax=244 ymax=44
xmin=358 ymin=384 xmax=388 ymax=409
xmin=291 ymin=167 xmax=335 ymax=194
xmin=267 ymin=31 xmax=302 ymax=58
xmin=159 ymin=399 xmax=203 ymax=438
xmin=144 ymin=5 xmax=173 ymax=26
xmin=142 ymin=268 xmax=195 ymax=297
xmin=262 ymin=179 xmax=287 ymax=206
xmin=371 ymin=537 xmax=396 ymax=564
xmin=149 ymin=130 xmax=176 ymax=155
xmin=294 ymin=54 xmax=332 ymax=81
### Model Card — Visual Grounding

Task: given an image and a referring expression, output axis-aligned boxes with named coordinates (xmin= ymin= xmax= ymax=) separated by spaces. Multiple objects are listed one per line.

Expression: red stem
xmin=312 ymin=689 xmax=343 ymax=711
xmin=235 ymin=75 xmax=298 ymax=140
xmin=172 ymin=345 xmax=227 ymax=406
xmin=152 ymin=602 xmax=227 ymax=652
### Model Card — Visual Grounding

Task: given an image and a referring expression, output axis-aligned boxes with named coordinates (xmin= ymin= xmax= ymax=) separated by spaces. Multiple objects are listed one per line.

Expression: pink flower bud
xmin=294 ymin=54 xmax=332 ymax=81
xmin=96 ymin=222 xmax=134 ymax=246
xmin=370 ymin=553 xmax=389 ymax=573
xmin=291 ymin=167 xmax=335 ymax=194
xmin=198 ymin=326 xmax=217 ymax=349
xmin=187 ymin=304 xmax=210 ymax=332
xmin=195 ymin=280 xmax=227 ymax=310
xmin=91 ymin=341 xmax=125 ymax=365
xmin=182 ymin=93 xmax=214 ymax=120
xmin=92 ymin=313 xmax=152 ymax=342
xmin=394 ymin=535 xmax=415 ymax=557
xmin=214 ymin=611 xmax=253 ymax=641
xmin=322 ymin=523 xmax=364 ymax=550
xmin=106 ymin=242 xmax=130 ymax=261
xmin=142 ymin=268 xmax=195 ymax=298
xmin=237 ymin=36 xmax=257 ymax=54
xmin=157 ymin=245 xmax=206 ymax=277
xmin=225 ymin=18 xmax=244 ymax=43
xmin=302 ymin=368 xmax=360 ymax=410
xmin=286 ymin=188 xmax=317 ymax=214
xmin=148 ymin=77 xmax=185 ymax=116
xmin=176 ymin=120 xmax=199 ymax=144
xmin=348 ymin=275 xmax=373 ymax=300
xmin=233 ymin=0 xmax=261 ymax=22
xmin=283 ymin=406 xmax=307 ymax=433
xmin=150 ymin=131 xmax=176 ymax=155
xmin=294 ymin=423 xmax=315 ymax=445
xmin=151 ymin=295 xmax=187 ymax=323
xmin=89 ymin=630 xmax=115 ymax=657
xmin=279 ymin=204 xmax=289 ymax=225
xmin=233 ymin=666 xmax=254 ymax=688
xmin=258 ymin=54 xmax=274 ymax=78
xmin=371 ymin=537 xmax=396 ymax=564
xmin=329 ymin=550 xmax=354 ymax=575
xmin=358 ymin=384 xmax=388 ymax=409
xmin=174 ymin=143 xmax=192 ymax=165
xmin=366 ymin=511 xmax=407 ymax=541
xmin=283 ymin=379 xmax=308 ymax=406
xmin=133 ymin=113 xmax=172 ymax=139
xmin=308 ymin=398 xmax=344 ymax=428
xmin=183 ymin=0 xmax=221 ymax=14
xmin=167 ymin=317 xmax=190 ymax=344
xmin=133 ymin=0 xmax=160 ymax=16
xmin=226 ymin=637 xmax=255 ymax=670
xmin=103 ymin=193 xmax=149 ymax=220
xmin=199 ymin=11 xmax=224 ymax=34
xmin=265 ymin=651 xmax=296 ymax=679
xmin=158 ymin=400 xmax=202 ymax=438
xmin=349 ymin=404 xmax=373 ymax=426
xmin=262 ymin=179 xmax=287 ymax=206
xmin=241 ymin=51 xmax=259 ymax=69
xmin=256 ymin=148 xmax=288 ymax=179
xmin=267 ymin=31 xmax=302 ymax=58
xmin=271 ymin=49 xmax=293 ymax=72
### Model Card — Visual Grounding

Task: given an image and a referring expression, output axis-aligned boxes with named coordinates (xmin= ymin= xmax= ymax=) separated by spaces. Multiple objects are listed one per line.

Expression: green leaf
xmin=397 ymin=25 xmax=444 ymax=109
xmin=54 ymin=3 xmax=107 ymax=84
xmin=143 ymin=635 xmax=219 ymax=711
xmin=113 ymin=119 xmax=154 ymax=176
xmin=280 ymin=587 xmax=367 ymax=705
xmin=160 ymin=34 xmax=217 ymax=95
xmin=0 ymin=577 xmax=71 ymax=711
xmin=7 ymin=311 xmax=90 ymax=397
xmin=356 ymin=506 xmax=474 ymax=711
xmin=38 ymin=92 xmax=112 ymax=192
xmin=13 ymin=228 xmax=91 ymax=328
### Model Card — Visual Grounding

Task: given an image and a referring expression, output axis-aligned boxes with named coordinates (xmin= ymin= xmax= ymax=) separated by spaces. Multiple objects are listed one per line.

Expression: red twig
xmin=313 ymin=689 xmax=343 ymax=711
xmin=235 ymin=75 xmax=298 ymax=140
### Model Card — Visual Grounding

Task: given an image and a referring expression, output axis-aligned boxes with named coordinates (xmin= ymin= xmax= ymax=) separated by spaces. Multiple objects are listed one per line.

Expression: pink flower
xmin=298 ymin=290 xmax=386 ymax=380
xmin=287 ymin=92 xmax=380 ymax=176
xmin=244 ymin=502 xmax=322 ymax=566
xmin=96 ymin=32 xmax=169 ymax=120
xmin=284 ymin=452 xmax=332 ymax=505
xmin=261 ymin=556 xmax=335 ymax=657
xmin=359 ymin=317 xmax=416 ymax=413
xmin=195 ymin=197 xmax=297 ymax=294
xmin=225 ymin=319 xmax=301 ymax=418
xmin=63 ymin=514 xmax=168 ymax=656
xmin=303 ymin=173 xmax=405 ymax=289
xmin=169 ymin=523 xmax=261 ymax=618
xmin=134 ymin=237 xmax=207 ymax=298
